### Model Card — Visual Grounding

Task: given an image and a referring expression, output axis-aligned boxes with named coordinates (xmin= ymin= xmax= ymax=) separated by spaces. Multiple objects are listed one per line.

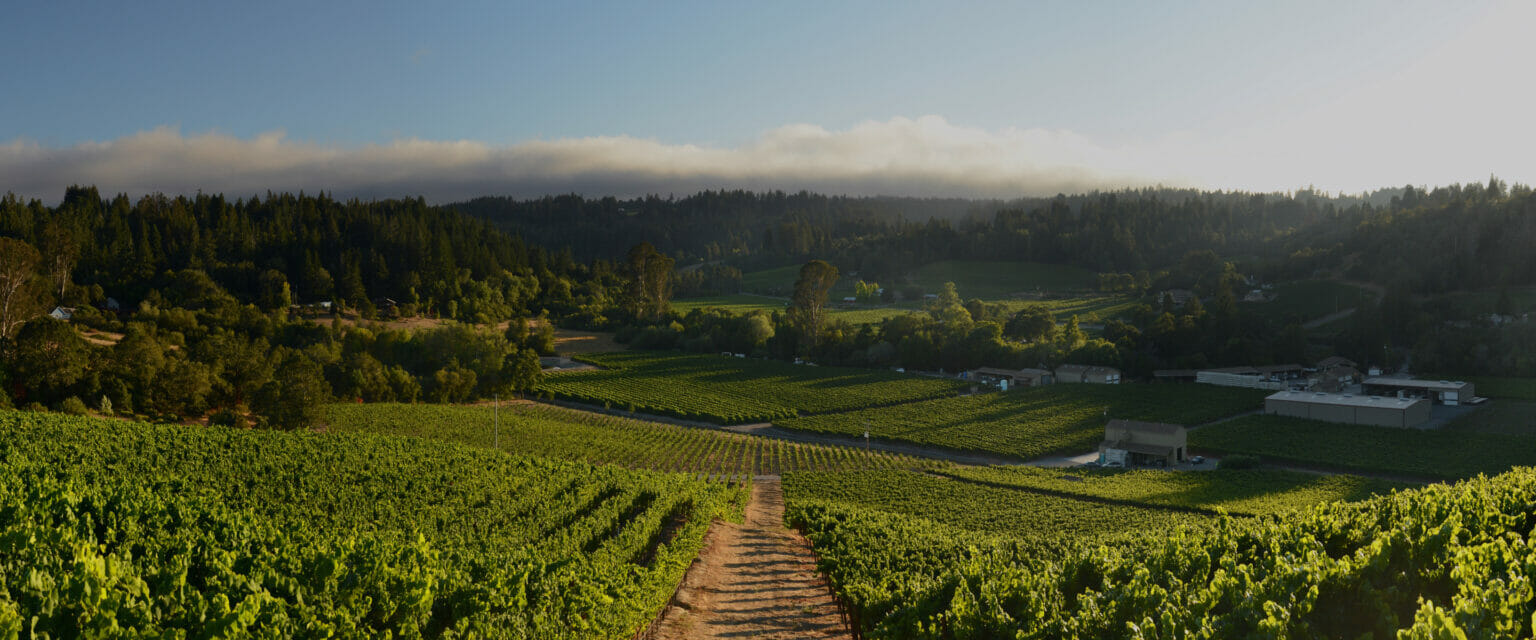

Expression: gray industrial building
xmin=1264 ymin=390 xmax=1431 ymax=428
xmin=1360 ymin=378 xmax=1475 ymax=406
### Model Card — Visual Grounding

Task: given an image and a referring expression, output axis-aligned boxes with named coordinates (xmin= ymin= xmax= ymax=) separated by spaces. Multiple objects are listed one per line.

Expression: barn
xmin=1264 ymin=390 xmax=1431 ymax=428
xmin=1099 ymin=419 xmax=1187 ymax=467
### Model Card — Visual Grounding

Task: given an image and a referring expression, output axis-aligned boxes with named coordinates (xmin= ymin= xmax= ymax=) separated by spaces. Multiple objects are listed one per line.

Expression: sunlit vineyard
xmin=776 ymin=383 xmax=1269 ymax=460
xmin=0 ymin=410 xmax=741 ymax=638
xmin=790 ymin=467 xmax=1536 ymax=638
xmin=783 ymin=470 xmax=1207 ymax=539
xmin=1192 ymin=414 xmax=1536 ymax=479
xmin=534 ymin=351 xmax=968 ymax=424
xmin=324 ymin=402 xmax=944 ymax=480
xmin=939 ymin=465 xmax=1407 ymax=516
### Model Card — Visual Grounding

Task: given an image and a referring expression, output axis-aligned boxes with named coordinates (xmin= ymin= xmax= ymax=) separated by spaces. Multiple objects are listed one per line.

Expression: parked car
xmin=1191 ymin=455 xmax=1206 ymax=465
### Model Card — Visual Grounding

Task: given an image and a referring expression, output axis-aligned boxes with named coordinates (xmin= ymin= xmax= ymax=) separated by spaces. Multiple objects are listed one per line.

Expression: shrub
xmin=57 ymin=397 xmax=89 ymax=416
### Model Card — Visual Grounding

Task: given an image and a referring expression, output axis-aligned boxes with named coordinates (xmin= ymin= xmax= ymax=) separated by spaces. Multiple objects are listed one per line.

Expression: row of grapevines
xmin=323 ymin=402 xmax=944 ymax=479
xmin=776 ymin=383 xmax=1268 ymax=460
xmin=781 ymin=470 xmax=1207 ymax=540
xmin=939 ymin=465 xmax=1407 ymax=517
xmin=1191 ymin=414 xmax=1536 ymax=480
xmin=0 ymin=409 xmax=740 ymax=638
xmin=539 ymin=351 xmax=968 ymax=424
xmin=789 ymin=466 xmax=1536 ymax=638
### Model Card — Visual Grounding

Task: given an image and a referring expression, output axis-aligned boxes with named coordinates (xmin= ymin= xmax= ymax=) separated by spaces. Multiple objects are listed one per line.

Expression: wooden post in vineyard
xmin=494 ymin=394 xmax=500 ymax=449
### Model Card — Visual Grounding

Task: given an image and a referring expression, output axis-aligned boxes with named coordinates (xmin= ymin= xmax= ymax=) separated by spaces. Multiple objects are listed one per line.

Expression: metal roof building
xmin=1360 ymin=378 xmax=1475 ymax=406
xmin=1265 ymin=390 xmax=1431 ymax=428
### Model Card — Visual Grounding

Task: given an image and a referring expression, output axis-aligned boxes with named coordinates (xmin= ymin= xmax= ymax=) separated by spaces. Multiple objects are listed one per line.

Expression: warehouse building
xmin=1056 ymin=364 xmax=1121 ymax=384
xmin=1099 ymin=419 xmax=1187 ymax=467
xmin=1264 ymin=390 xmax=1431 ymax=428
xmin=1360 ymin=378 xmax=1476 ymax=406
xmin=969 ymin=367 xmax=1054 ymax=389
xmin=1196 ymin=367 xmax=1287 ymax=390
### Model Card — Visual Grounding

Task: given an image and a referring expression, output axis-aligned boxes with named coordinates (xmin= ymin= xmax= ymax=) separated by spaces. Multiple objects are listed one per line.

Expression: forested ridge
xmin=450 ymin=180 xmax=1536 ymax=294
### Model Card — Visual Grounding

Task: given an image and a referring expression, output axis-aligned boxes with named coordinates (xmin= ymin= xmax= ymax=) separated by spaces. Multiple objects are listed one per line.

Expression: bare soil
xmin=552 ymin=327 xmax=622 ymax=354
xmin=652 ymin=477 xmax=851 ymax=640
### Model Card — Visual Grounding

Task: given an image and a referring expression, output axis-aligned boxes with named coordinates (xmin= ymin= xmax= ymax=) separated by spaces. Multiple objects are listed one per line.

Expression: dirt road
xmin=652 ymin=477 xmax=852 ymax=640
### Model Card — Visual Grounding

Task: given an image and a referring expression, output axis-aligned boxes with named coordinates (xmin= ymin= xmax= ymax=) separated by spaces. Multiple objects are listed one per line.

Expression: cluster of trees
xmin=0 ymin=300 xmax=546 ymax=428
xmin=0 ymin=187 xmax=574 ymax=427
xmin=0 ymin=187 xmax=585 ymax=325
xmin=0 ymin=285 xmax=547 ymax=428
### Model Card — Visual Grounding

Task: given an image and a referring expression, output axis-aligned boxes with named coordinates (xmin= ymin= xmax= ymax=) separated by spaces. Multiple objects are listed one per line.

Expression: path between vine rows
xmin=652 ymin=476 xmax=852 ymax=640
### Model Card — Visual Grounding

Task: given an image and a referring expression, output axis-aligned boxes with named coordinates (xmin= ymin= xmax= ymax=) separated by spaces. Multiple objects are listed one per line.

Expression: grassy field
xmin=1190 ymin=414 xmax=1536 ymax=480
xmin=1243 ymin=279 xmax=1377 ymax=324
xmin=324 ymin=401 xmax=942 ymax=477
xmin=1448 ymin=376 xmax=1536 ymax=400
xmin=908 ymin=260 xmax=1099 ymax=297
xmin=670 ymin=294 xmax=921 ymax=325
xmin=1444 ymin=400 xmax=1536 ymax=436
xmin=941 ymin=465 xmax=1407 ymax=517
xmin=775 ymin=384 xmax=1269 ymax=460
xmin=742 ymin=260 xmax=1102 ymax=299
xmin=739 ymin=264 xmax=861 ymax=297
xmin=671 ymin=294 xmax=786 ymax=316
xmin=537 ymin=351 xmax=969 ymax=424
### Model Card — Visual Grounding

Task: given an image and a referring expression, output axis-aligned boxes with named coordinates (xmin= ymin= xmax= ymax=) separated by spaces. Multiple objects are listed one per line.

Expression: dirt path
xmin=652 ymin=477 xmax=852 ymax=640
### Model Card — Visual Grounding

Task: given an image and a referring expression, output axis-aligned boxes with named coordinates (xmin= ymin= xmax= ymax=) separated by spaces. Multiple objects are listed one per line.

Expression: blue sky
xmin=3 ymin=1 xmax=1533 ymax=201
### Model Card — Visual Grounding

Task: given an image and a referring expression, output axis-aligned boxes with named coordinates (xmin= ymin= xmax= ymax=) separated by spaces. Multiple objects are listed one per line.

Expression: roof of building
xmin=1106 ymin=419 xmax=1186 ymax=436
xmin=1057 ymin=364 xmax=1120 ymax=375
xmin=973 ymin=367 xmax=1051 ymax=378
xmin=1201 ymin=366 xmax=1261 ymax=376
xmin=1257 ymin=364 xmax=1305 ymax=374
xmin=1317 ymin=356 xmax=1358 ymax=369
xmin=1101 ymin=440 xmax=1176 ymax=457
xmin=1266 ymin=390 xmax=1428 ymax=408
xmin=1361 ymin=377 xmax=1470 ymax=391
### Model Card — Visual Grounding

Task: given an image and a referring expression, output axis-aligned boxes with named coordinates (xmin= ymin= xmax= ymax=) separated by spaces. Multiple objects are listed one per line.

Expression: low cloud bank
xmin=0 ymin=116 xmax=1183 ymax=203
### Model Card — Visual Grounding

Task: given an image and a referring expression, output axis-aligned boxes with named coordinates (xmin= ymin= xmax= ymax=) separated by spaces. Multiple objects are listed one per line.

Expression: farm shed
xmin=1360 ymin=378 xmax=1475 ymax=406
xmin=1055 ymin=364 xmax=1120 ymax=384
xmin=970 ymin=367 xmax=1053 ymax=389
xmin=1264 ymin=390 xmax=1430 ymax=428
xmin=1256 ymin=364 xmax=1305 ymax=381
xmin=1197 ymin=367 xmax=1285 ymax=390
xmin=1316 ymin=356 xmax=1358 ymax=370
xmin=1099 ymin=419 xmax=1187 ymax=467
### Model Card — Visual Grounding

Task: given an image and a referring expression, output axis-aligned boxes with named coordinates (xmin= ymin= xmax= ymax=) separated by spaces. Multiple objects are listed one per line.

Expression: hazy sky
xmin=3 ymin=0 xmax=1533 ymax=202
